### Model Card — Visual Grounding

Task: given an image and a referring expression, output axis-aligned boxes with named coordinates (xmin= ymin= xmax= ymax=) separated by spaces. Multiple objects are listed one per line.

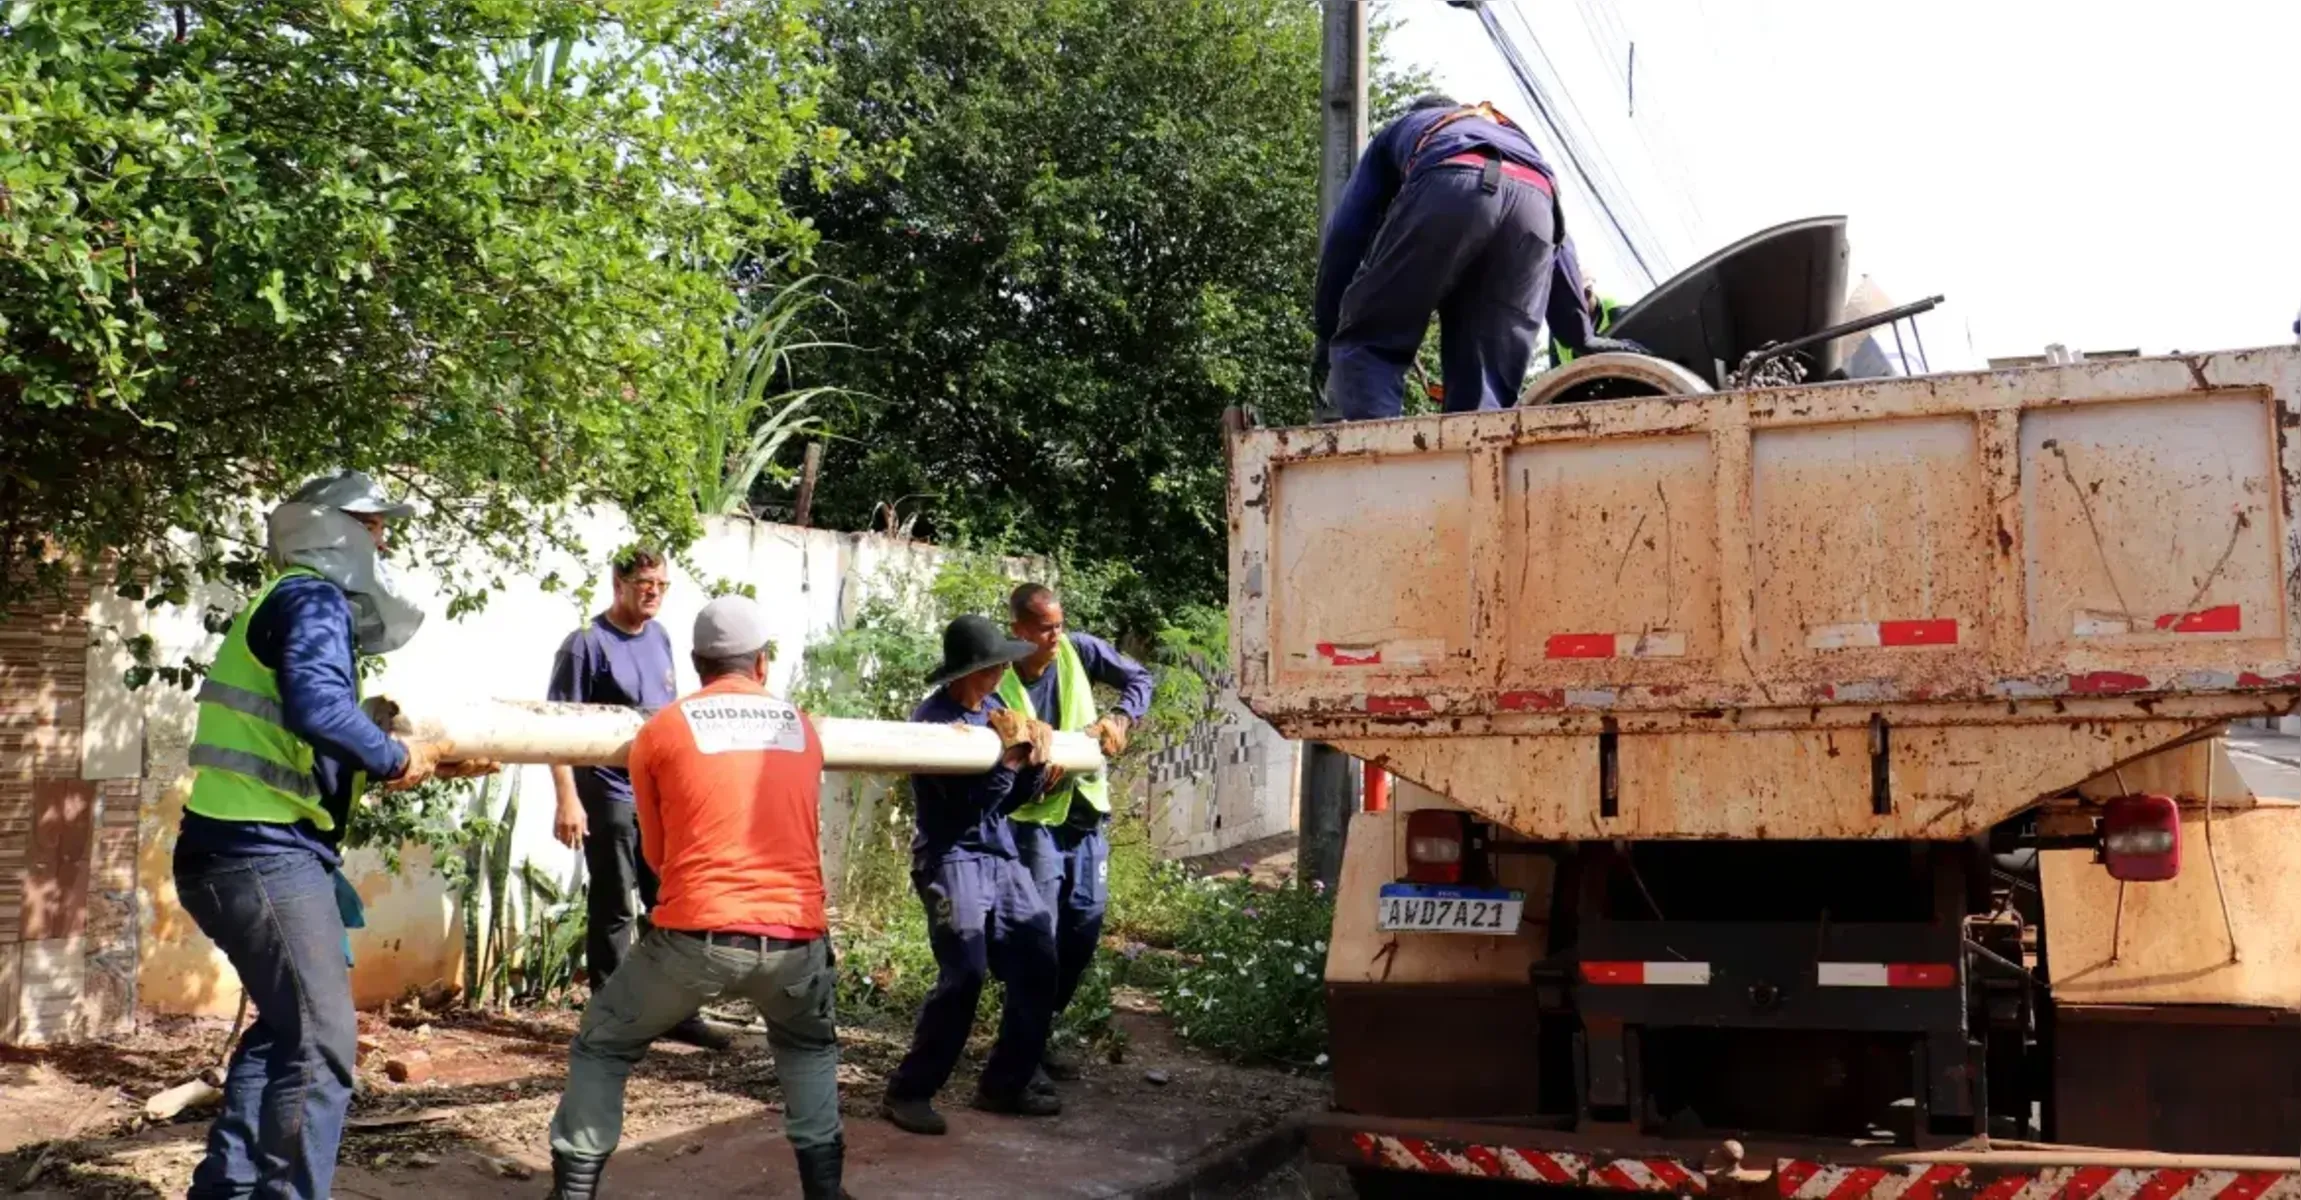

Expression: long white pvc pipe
xmin=373 ymin=696 xmax=1107 ymax=775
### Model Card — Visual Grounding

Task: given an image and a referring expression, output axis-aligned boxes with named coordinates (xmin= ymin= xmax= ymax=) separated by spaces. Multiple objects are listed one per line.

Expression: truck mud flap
xmin=1306 ymin=1117 xmax=2301 ymax=1199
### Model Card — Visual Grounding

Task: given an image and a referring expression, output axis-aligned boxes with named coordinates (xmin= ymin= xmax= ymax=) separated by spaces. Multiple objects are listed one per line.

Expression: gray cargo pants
xmin=549 ymin=927 xmax=842 ymax=1156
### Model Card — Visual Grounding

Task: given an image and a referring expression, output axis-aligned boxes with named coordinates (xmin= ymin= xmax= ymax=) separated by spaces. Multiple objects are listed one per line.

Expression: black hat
xmin=927 ymin=614 xmax=1036 ymax=687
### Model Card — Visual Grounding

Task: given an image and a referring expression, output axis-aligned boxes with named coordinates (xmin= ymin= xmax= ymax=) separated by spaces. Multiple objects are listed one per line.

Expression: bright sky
xmin=1388 ymin=0 xmax=2301 ymax=366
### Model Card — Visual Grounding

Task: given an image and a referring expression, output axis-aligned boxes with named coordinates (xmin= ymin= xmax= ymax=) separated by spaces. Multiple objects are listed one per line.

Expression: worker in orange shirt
xmin=545 ymin=596 xmax=849 ymax=1200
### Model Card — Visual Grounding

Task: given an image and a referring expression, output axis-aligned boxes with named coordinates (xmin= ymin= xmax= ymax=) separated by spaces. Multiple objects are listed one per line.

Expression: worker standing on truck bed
xmin=545 ymin=545 xmax=732 ymax=1051
xmin=1312 ymin=94 xmax=1639 ymax=419
xmin=547 ymin=596 xmax=848 ymax=1200
xmin=175 ymin=470 xmax=485 ymax=1200
xmin=882 ymin=615 xmax=1064 ymax=1136
xmin=999 ymin=583 xmax=1152 ymax=1087
xmin=1549 ymin=274 xmax=1623 ymax=368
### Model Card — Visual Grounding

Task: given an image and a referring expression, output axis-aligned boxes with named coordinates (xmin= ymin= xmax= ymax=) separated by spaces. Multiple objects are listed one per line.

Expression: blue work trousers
xmin=174 ymin=847 xmax=358 ymax=1200
xmin=885 ymin=854 xmax=1058 ymax=1102
xmin=1015 ymin=821 xmax=1109 ymax=1016
xmin=1329 ymin=162 xmax=1561 ymax=420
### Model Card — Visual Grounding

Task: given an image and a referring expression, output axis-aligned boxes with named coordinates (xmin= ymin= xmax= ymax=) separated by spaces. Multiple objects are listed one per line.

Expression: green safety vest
xmin=999 ymin=635 xmax=1109 ymax=825
xmin=1552 ymin=296 xmax=1621 ymax=366
xmin=185 ymin=567 xmax=365 ymax=830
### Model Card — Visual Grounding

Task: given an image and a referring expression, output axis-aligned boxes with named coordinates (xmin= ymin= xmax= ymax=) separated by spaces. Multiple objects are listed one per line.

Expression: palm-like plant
xmin=694 ymin=277 xmax=849 ymax=517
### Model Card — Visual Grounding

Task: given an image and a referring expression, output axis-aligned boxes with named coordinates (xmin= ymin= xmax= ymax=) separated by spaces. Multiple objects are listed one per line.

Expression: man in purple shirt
xmin=1002 ymin=583 xmax=1153 ymax=1086
xmin=1312 ymin=95 xmax=1641 ymax=420
xmin=546 ymin=547 xmax=726 ymax=1050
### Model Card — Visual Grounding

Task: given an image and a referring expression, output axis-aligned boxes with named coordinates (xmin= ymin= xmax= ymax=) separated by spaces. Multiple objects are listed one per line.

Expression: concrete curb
xmin=1125 ymin=1109 xmax=1314 ymax=1200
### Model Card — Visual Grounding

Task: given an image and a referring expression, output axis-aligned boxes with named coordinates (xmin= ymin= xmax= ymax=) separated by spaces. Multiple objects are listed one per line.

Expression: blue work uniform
xmin=1313 ymin=104 xmax=1598 ymax=420
xmin=885 ymin=690 xmax=1059 ymax=1104
xmin=173 ymin=575 xmax=408 ymax=1200
xmin=1011 ymin=632 xmax=1152 ymax=1017
xmin=546 ymin=615 xmax=679 ymax=985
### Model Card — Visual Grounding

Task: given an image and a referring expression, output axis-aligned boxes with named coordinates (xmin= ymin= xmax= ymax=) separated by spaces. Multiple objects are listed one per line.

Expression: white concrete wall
xmin=88 ymin=511 xmax=1303 ymax=1015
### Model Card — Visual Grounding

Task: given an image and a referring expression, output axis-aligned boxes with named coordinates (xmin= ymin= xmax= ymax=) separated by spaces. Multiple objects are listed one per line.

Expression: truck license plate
xmin=1377 ymin=883 xmax=1524 ymax=934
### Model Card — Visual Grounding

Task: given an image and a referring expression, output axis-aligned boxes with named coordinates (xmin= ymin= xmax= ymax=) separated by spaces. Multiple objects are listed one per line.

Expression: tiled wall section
xmin=0 ymin=579 xmax=138 ymax=1044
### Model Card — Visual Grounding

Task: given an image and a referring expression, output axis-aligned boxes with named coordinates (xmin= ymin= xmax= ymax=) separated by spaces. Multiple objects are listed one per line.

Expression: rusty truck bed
xmin=1228 ymin=348 xmax=2301 ymax=839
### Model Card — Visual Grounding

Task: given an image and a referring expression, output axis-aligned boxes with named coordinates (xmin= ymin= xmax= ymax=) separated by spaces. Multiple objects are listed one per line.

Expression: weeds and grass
xmin=1159 ymin=872 xmax=1332 ymax=1068
xmin=826 ymin=793 xmax=1332 ymax=1068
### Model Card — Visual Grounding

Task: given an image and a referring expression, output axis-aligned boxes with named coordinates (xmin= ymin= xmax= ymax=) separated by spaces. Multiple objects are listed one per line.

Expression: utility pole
xmin=1300 ymin=0 xmax=1368 ymax=891
xmin=1317 ymin=0 xmax=1368 ymax=227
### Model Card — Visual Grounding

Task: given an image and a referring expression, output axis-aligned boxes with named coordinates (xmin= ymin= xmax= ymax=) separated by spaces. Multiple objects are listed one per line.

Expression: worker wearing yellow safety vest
xmin=998 ymin=583 xmax=1153 ymax=1089
xmin=173 ymin=471 xmax=490 ymax=1200
xmin=1550 ymin=276 xmax=1622 ymax=368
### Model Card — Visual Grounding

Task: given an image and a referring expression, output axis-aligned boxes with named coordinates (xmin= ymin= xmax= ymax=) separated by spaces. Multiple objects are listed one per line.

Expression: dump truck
xmin=1231 ymin=227 xmax=2301 ymax=1195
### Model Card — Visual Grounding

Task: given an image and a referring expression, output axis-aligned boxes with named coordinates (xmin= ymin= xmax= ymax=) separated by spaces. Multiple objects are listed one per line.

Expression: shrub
xmin=1160 ymin=872 xmax=1332 ymax=1068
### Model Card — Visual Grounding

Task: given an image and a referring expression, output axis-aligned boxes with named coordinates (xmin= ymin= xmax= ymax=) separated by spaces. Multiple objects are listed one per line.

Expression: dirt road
xmin=4 ymin=992 xmax=1321 ymax=1198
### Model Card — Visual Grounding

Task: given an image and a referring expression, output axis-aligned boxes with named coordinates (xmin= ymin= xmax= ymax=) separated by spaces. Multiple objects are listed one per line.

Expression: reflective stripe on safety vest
xmin=1000 ymin=635 xmax=1111 ymax=825
xmin=184 ymin=567 xmax=351 ymax=830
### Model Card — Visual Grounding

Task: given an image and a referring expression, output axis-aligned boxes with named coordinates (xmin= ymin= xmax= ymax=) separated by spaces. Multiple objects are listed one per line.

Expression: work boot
xmin=879 ymin=1094 xmax=948 ymax=1136
xmin=548 ymin=1150 xmax=607 ymax=1200
xmin=794 ymin=1136 xmax=855 ymax=1200
xmin=1040 ymin=1042 xmax=1083 ymax=1082
xmin=663 ymin=1014 xmax=734 ymax=1051
xmin=971 ymin=1085 xmax=1062 ymax=1118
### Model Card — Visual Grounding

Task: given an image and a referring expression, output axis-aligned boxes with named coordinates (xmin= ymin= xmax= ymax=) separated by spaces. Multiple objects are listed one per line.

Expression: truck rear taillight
xmin=2101 ymin=793 xmax=2180 ymax=882
xmin=1403 ymin=810 xmax=1469 ymax=884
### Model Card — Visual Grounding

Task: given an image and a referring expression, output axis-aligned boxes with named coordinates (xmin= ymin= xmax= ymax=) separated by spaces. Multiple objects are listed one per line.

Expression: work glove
xmin=1577 ymin=335 xmax=1654 ymax=358
xmin=1024 ymin=718 xmax=1056 ymax=768
xmin=986 ymin=706 xmax=1034 ymax=751
xmin=435 ymin=757 xmax=501 ymax=780
xmin=1086 ymin=713 xmax=1131 ymax=758
xmin=1309 ymin=338 xmax=1331 ymax=405
xmin=385 ymin=738 xmax=450 ymax=791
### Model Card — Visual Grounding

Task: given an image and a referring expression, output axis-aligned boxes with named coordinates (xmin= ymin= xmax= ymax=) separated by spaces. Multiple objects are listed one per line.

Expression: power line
xmin=1565 ymin=0 xmax=1706 ymax=255
xmin=1504 ymin=4 xmax=1677 ymax=265
xmin=1476 ymin=4 xmax=1669 ymax=286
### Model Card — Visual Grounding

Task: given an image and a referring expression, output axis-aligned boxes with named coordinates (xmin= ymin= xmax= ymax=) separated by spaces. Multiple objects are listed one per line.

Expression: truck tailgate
xmin=1228 ymin=348 xmax=2301 ymax=839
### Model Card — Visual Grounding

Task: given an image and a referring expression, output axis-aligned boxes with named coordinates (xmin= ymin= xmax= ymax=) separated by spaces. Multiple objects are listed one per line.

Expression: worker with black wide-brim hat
xmin=881 ymin=615 xmax=1065 ymax=1136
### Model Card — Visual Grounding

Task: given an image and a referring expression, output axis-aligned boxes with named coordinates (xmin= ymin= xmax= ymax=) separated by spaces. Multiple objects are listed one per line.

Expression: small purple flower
xmin=1243 ymin=906 xmax=1260 ymax=919
xmin=1311 ymin=878 xmax=1327 ymax=896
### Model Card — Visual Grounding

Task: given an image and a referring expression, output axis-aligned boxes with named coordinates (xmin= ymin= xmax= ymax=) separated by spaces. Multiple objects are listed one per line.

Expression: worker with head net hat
xmin=175 ymin=470 xmax=491 ymax=1199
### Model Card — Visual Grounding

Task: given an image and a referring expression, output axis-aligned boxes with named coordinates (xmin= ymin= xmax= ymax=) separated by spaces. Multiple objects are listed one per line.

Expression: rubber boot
xmin=549 ymin=1150 xmax=607 ymax=1200
xmin=794 ymin=1136 xmax=855 ymax=1200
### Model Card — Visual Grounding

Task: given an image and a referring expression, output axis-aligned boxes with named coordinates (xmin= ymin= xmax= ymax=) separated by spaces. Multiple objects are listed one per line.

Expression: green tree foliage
xmin=787 ymin=0 xmax=1330 ymax=633
xmin=0 ymin=0 xmax=858 ymax=612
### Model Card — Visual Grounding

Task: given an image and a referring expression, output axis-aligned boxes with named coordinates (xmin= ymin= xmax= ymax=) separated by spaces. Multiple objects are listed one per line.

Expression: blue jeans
xmin=174 ymin=847 xmax=357 ymax=1200
xmin=886 ymin=855 xmax=1058 ymax=1101
xmin=1015 ymin=821 xmax=1109 ymax=1016
xmin=1329 ymin=163 xmax=1561 ymax=419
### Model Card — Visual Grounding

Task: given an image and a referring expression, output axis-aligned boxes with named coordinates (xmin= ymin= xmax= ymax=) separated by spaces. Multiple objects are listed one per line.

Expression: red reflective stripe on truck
xmin=1808 ymin=619 xmax=1959 ymax=650
xmin=2156 ymin=604 xmax=2242 ymax=633
xmin=1581 ymin=961 xmax=1709 ymax=985
xmin=1546 ymin=632 xmax=1617 ymax=659
xmin=1885 ymin=963 xmax=1957 ymax=988
xmin=1337 ymin=1135 xmax=2301 ymax=1199
xmin=1818 ymin=962 xmax=1957 ymax=988
xmin=1365 ymin=695 xmax=1432 ymax=715
xmin=1317 ymin=642 xmax=1382 ymax=666
xmin=1879 ymin=619 xmax=1960 ymax=646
